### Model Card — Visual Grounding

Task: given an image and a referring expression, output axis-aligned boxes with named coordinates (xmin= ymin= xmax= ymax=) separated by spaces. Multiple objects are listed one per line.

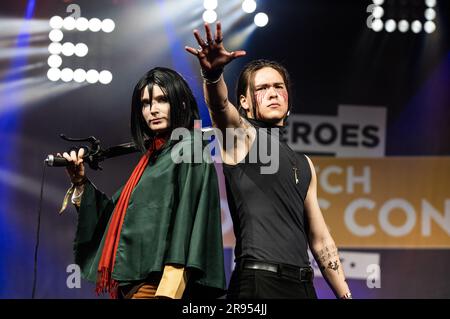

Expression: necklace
xmin=278 ymin=137 xmax=300 ymax=185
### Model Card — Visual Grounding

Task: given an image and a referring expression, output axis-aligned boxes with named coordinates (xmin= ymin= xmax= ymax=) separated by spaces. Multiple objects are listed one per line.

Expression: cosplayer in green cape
xmin=60 ymin=67 xmax=226 ymax=299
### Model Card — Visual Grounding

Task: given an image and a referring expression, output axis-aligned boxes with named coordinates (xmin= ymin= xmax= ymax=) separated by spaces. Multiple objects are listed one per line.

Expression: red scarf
xmin=96 ymin=137 xmax=167 ymax=298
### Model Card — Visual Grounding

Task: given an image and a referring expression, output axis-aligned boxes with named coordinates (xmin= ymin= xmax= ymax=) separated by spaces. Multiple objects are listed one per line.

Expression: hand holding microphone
xmin=58 ymin=148 xmax=87 ymax=186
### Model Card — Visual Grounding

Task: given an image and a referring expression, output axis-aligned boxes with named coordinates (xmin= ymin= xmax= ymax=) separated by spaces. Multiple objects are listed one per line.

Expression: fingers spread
xmin=185 ymin=46 xmax=198 ymax=55
xmin=193 ymin=29 xmax=207 ymax=47
xmin=231 ymin=50 xmax=247 ymax=58
xmin=215 ymin=21 xmax=223 ymax=43
xmin=204 ymin=23 xmax=213 ymax=44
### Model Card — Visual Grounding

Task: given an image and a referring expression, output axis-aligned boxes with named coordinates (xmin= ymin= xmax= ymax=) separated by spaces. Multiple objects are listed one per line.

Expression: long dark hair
xmin=236 ymin=59 xmax=292 ymax=121
xmin=130 ymin=67 xmax=200 ymax=152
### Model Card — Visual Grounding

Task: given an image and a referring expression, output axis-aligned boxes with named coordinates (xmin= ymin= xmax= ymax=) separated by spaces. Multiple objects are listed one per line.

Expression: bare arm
xmin=185 ymin=22 xmax=246 ymax=131
xmin=203 ymin=75 xmax=241 ymax=131
xmin=304 ymin=156 xmax=352 ymax=299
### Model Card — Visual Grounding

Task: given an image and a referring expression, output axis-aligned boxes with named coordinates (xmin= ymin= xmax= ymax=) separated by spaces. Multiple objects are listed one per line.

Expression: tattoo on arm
xmin=327 ymin=261 xmax=340 ymax=274
xmin=317 ymin=244 xmax=340 ymax=275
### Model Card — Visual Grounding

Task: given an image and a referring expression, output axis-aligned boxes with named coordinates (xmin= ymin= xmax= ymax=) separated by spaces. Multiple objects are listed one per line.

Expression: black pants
xmin=227 ymin=268 xmax=318 ymax=299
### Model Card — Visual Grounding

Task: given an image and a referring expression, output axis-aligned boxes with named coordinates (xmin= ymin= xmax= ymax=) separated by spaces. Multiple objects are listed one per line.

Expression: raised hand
xmin=59 ymin=148 xmax=86 ymax=185
xmin=185 ymin=22 xmax=246 ymax=73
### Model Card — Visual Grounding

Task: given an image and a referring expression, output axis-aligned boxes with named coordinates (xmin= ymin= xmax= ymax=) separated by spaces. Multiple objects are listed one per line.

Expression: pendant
xmin=293 ymin=167 xmax=299 ymax=184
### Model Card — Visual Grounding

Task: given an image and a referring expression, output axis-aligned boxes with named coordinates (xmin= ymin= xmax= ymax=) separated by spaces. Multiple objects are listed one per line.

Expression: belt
xmin=239 ymin=260 xmax=314 ymax=282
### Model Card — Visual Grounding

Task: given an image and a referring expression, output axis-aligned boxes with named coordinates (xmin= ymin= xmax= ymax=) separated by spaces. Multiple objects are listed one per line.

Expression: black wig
xmin=130 ymin=67 xmax=200 ymax=152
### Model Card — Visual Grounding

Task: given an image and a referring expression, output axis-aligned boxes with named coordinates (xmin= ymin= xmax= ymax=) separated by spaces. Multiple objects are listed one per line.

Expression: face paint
xmin=277 ymin=88 xmax=288 ymax=104
xmin=253 ymin=86 xmax=288 ymax=107
xmin=255 ymin=90 xmax=266 ymax=108
xmin=249 ymin=67 xmax=290 ymax=124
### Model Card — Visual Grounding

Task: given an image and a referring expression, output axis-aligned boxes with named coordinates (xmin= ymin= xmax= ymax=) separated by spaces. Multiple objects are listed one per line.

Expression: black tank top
xmin=222 ymin=118 xmax=312 ymax=267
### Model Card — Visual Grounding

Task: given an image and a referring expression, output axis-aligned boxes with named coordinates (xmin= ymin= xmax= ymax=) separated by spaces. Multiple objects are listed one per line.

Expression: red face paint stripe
xmin=277 ymin=88 xmax=288 ymax=104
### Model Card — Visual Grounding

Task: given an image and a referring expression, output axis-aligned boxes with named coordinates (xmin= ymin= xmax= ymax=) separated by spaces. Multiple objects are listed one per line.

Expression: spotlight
xmin=49 ymin=16 xmax=63 ymax=29
xmin=102 ymin=19 xmax=115 ymax=33
xmin=61 ymin=68 xmax=74 ymax=82
xmin=424 ymin=8 xmax=436 ymax=20
xmin=411 ymin=20 xmax=422 ymax=33
xmin=47 ymin=55 xmax=62 ymax=68
xmin=74 ymin=43 xmax=88 ymax=57
xmin=63 ymin=17 xmax=76 ymax=31
xmin=367 ymin=0 xmax=438 ymax=34
xmin=61 ymin=42 xmax=75 ymax=56
xmin=371 ymin=18 xmax=383 ymax=32
xmin=75 ymin=17 xmax=89 ymax=31
xmin=73 ymin=69 xmax=87 ymax=83
xmin=86 ymin=69 xmax=99 ymax=84
xmin=372 ymin=6 xmax=384 ymax=19
xmin=424 ymin=21 xmax=436 ymax=33
xmin=47 ymin=14 xmax=116 ymax=85
xmin=425 ymin=0 xmax=436 ymax=8
xmin=254 ymin=12 xmax=268 ymax=27
xmin=49 ymin=29 xmax=63 ymax=42
xmin=203 ymin=0 xmax=218 ymax=10
xmin=47 ymin=68 xmax=61 ymax=82
xmin=202 ymin=10 xmax=217 ymax=23
xmin=89 ymin=18 xmax=102 ymax=32
xmin=48 ymin=42 xmax=62 ymax=55
xmin=398 ymin=20 xmax=409 ymax=33
xmin=242 ymin=0 xmax=257 ymax=13
xmin=385 ymin=19 xmax=396 ymax=32
xmin=99 ymin=70 xmax=113 ymax=84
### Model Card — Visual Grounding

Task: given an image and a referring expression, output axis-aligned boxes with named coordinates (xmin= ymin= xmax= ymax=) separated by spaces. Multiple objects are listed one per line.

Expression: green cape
xmin=73 ymin=132 xmax=226 ymax=298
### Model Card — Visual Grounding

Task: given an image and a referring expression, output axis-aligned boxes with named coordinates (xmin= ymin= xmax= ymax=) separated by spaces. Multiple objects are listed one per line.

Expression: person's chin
xmin=261 ymin=111 xmax=286 ymax=122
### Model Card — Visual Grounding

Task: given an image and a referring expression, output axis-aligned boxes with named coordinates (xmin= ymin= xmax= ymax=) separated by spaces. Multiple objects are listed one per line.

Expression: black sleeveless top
xmin=222 ymin=118 xmax=312 ymax=267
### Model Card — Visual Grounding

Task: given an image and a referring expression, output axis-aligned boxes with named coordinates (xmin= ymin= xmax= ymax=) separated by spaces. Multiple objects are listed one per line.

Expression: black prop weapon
xmin=45 ymin=134 xmax=139 ymax=170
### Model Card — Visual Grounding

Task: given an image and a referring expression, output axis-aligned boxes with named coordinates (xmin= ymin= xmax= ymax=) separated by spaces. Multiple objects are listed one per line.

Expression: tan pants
xmin=121 ymin=282 xmax=158 ymax=299
xmin=119 ymin=266 xmax=187 ymax=299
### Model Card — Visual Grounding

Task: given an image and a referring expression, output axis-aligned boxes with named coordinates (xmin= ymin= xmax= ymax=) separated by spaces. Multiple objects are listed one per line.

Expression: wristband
xmin=201 ymin=68 xmax=223 ymax=84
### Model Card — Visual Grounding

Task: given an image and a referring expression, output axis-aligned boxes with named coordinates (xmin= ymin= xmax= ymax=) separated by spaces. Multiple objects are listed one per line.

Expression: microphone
xmin=44 ymin=154 xmax=70 ymax=167
xmin=45 ymin=145 xmax=90 ymax=167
